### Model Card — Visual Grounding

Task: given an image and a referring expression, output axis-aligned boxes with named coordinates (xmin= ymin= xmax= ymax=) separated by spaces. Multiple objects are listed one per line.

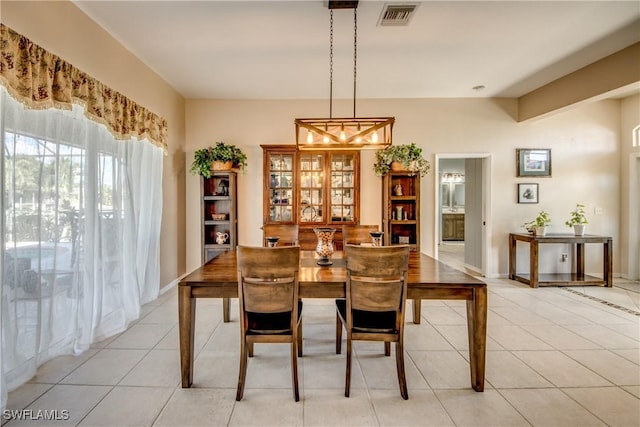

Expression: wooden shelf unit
xmin=382 ymin=172 xmax=420 ymax=251
xmin=201 ymin=171 xmax=237 ymax=262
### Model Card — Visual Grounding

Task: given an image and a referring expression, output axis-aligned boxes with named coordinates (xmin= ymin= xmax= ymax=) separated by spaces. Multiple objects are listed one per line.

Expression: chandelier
xmin=295 ymin=1 xmax=394 ymax=150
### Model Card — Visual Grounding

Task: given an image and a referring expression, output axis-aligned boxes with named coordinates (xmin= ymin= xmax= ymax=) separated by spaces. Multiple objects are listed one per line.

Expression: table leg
xmin=509 ymin=235 xmax=516 ymax=280
xmin=604 ymin=239 xmax=613 ymax=287
xmin=530 ymin=239 xmax=539 ymax=288
xmin=412 ymin=299 xmax=421 ymax=324
xmin=223 ymin=297 xmax=230 ymax=322
xmin=576 ymin=243 xmax=585 ymax=280
xmin=466 ymin=287 xmax=487 ymax=392
xmin=179 ymin=286 xmax=196 ymax=388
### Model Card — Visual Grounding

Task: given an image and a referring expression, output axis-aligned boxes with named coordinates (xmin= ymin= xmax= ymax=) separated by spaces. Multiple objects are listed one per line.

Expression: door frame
xmin=628 ymin=152 xmax=640 ymax=280
xmin=434 ymin=153 xmax=492 ymax=277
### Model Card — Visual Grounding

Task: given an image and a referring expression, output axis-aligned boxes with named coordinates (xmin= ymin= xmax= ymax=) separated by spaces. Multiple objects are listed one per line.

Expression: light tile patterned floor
xmin=3 ymin=275 xmax=639 ymax=426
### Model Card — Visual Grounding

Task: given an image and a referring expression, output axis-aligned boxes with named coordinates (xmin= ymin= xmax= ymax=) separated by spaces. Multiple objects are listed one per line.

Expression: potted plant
xmin=565 ymin=203 xmax=588 ymax=236
xmin=190 ymin=141 xmax=248 ymax=178
xmin=523 ymin=210 xmax=551 ymax=236
xmin=373 ymin=143 xmax=431 ymax=177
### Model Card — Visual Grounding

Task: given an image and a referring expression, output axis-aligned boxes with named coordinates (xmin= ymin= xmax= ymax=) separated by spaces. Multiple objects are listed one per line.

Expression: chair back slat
xmin=238 ymin=245 xmax=300 ymax=278
xmin=262 ymin=224 xmax=299 ymax=246
xmin=342 ymin=225 xmax=379 ymax=245
xmin=350 ymin=279 xmax=403 ymax=312
xmin=345 ymin=244 xmax=409 ymax=277
xmin=242 ymin=278 xmax=294 ymax=313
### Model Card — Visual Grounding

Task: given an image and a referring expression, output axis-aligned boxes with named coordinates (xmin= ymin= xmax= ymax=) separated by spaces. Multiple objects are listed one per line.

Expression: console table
xmin=509 ymin=233 xmax=612 ymax=288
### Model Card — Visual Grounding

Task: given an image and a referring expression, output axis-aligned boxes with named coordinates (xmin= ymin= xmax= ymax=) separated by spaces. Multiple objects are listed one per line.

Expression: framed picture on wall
xmin=518 ymin=183 xmax=539 ymax=204
xmin=516 ymin=149 xmax=551 ymax=177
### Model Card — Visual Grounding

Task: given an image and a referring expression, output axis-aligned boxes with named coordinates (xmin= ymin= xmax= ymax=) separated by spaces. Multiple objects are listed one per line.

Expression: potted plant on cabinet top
xmin=565 ymin=203 xmax=588 ymax=236
xmin=373 ymin=142 xmax=431 ymax=177
xmin=523 ymin=210 xmax=551 ymax=236
xmin=190 ymin=141 xmax=248 ymax=178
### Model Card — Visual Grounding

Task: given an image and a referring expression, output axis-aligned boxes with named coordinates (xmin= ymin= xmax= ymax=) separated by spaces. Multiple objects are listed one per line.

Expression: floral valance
xmin=0 ymin=24 xmax=168 ymax=153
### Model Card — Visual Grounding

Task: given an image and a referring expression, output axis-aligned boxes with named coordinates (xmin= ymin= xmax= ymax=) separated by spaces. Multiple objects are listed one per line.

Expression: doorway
xmin=435 ymin=154 xmax=491 ymax=276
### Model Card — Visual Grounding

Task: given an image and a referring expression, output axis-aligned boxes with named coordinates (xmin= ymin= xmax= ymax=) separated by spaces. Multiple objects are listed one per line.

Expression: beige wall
xmin=2 ymin=1 xmax=187 ymax=289
xmin=186 ymin=97 xmax=627 ymax=278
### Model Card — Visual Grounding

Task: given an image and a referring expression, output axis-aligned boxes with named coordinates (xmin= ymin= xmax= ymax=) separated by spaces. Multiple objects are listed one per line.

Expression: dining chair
xmin=262 ymin=224 xmax=299 ymax=246
xmin=236 ymin=245 xmax=302 ymax=401
xmin=341 ymin=224 xmax=379 ymax=246
xmin=336 ymin=244 xmax=411 ymax=399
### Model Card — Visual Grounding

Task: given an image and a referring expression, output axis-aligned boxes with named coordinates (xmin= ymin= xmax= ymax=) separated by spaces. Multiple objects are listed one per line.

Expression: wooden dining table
xmin=179 ymin=250 xmax=487 ymax=392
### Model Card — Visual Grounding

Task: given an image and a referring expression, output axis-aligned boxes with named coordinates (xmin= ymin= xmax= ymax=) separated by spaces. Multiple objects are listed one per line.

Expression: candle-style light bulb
xmin=306 ymin=130 xmax=314 ymax=144
xmin=371 ymin=130 xmax=379 ymax=143
xmin=339 ymin=124 xmax=346 ymax=141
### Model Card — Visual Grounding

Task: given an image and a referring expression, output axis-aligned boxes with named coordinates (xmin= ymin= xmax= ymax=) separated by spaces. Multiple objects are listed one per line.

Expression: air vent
xmin=378 ymin=3 xmax=418 ymax=26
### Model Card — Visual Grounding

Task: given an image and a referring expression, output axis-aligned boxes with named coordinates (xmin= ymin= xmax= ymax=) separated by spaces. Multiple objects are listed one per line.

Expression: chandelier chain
xmin=329 ymin=9 xmax=334 ymax=119
xmin=353 ymin=8 xmax=357 ymax=117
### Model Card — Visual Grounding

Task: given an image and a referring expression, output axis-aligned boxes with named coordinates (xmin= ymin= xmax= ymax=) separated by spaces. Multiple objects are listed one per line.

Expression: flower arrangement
xmin=190 ymin=142 xmax=248 ymax=178
xmin=523 ymin=210 xmax=551 ymax=234
xmin=373 ymin=143 xmax=431 ymax=177
xmin=565 ymin=203 xmax=588 ymax=227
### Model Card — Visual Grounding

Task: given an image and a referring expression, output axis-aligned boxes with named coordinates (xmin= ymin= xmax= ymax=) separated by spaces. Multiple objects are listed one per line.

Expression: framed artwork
xmin=518 ymin=183 xmax=539 ymax=204
xmin=516 ymin=149 xmax=551 ymax=177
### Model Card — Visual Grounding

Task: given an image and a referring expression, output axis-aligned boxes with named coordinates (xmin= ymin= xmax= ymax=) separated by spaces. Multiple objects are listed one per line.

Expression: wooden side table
xmin=509 ymin=233 xmax=613 ymax=288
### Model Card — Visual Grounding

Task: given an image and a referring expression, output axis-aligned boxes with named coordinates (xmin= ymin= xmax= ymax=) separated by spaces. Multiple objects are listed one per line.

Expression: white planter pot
xmin=573 ymin=224 xmax=586 ymax=236
xmin=534 ymin=226 xmax=547 ymax=236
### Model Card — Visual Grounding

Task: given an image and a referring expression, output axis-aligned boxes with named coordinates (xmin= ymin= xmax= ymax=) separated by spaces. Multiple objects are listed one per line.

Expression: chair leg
xmin=248 ymin=342 xmax=254 ymax=357
xmin=395 ymin=341 xmax=408 ymax=400
xmin=345 ymin=338 xmax=352 ymax=397
xmin=384 ymin=341 xmax=391 ymax=356
xmin=336 ymin=312 xmax=342 ymax=354
xmin=236 ymin=338 xmax=249 ymax=401
xmin=297 ymin=322 xmax=303 ymax=357
xmin=291 ymin=340 xmax=300 ymax=401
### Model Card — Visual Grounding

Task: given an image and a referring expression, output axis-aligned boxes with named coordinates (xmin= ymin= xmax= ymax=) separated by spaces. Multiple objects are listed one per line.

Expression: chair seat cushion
xmin=336 ymin=299 xmax=397 ymax=333
xmin=247 ymin=300 xmax=303 ymax=334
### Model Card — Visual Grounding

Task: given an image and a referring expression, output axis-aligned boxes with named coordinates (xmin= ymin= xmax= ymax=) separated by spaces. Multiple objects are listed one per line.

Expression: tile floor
xmin=3 ymin=275 xmax=639 ymax=426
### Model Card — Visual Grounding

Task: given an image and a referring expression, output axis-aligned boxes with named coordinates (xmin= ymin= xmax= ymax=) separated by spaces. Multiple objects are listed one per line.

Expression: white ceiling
xmin=73 ymin=0 xmax=640 ymax=100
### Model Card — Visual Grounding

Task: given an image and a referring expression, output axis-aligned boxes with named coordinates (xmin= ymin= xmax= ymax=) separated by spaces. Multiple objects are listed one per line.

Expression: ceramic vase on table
xmin=369 ymin=231 xmax=384 ymax=246
xmin=573 ymin=224 xmax=586 ymax=236
xmin=313 ymin=227 xmax=336 ymax=266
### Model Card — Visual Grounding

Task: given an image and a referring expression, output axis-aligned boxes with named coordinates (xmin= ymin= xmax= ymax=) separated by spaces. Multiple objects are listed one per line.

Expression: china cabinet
xmin=201 ymin=171 xmax=237 ymax=262
xmin=382 ymin=172 xmax=420 ymax=251
xmin=262 ymin=145 xmax=360 ymax=249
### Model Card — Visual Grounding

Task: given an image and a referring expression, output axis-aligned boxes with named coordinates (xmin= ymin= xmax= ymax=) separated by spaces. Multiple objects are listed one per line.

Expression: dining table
xmin=178 ymin=249 xmax=487 ymax=392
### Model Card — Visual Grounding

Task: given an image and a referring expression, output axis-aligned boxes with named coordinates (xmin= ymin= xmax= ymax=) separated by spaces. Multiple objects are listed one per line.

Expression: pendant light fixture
xmin=295 ymin=0 xmax=394 ymax=150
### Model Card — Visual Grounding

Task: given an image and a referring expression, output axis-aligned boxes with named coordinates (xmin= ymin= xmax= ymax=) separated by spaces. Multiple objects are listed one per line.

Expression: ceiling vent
xmin=378 ymin=3 xmax=419 ymax=26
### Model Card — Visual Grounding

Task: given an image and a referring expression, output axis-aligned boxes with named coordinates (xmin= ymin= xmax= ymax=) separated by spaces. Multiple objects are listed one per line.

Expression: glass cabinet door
xmin=299 ymin=153 xmax=324 ymax=223
xmin=329 ymin=153 xmax=355 ymax=223
xmin=267 ymin=152 xmax=294 ymax=222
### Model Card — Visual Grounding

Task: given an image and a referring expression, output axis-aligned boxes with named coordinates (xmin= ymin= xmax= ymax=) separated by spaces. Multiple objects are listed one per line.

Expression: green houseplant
xmin=523 ymin=210 xmax=551 ymax=236
xmin=565 ymin=203 xmax=588 ymax=235
xmin=190 ymin=142 xmax=248 ymax=178
xmin=373 ymin=143 xmax=431 ymax=177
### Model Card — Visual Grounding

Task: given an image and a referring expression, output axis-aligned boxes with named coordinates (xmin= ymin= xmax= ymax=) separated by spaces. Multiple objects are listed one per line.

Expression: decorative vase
xmin=266 ymin=236 xmax=279 ymax=247
xmin=211 ymin=160 xmax=233 ymax=171
xmin=313 ymin=227 xmax=336 ymax=266
xmin=369 ymin=231 xmax=384 ymax=246
xmin=573 ymin=224 xmax=586 ymax=236
xmin=396 ymin=206 xmax=403 ymax=221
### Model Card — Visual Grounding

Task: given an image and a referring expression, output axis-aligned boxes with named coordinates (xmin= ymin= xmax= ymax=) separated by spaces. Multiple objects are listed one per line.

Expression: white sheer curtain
xmin=0 ymin=88 xmax=163 ymax=409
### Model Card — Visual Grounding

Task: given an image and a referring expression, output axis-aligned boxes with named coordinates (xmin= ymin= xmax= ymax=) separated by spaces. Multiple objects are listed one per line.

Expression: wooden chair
xmin=236 ymin=245 xmax=302 ymax=401
xmin=341 ymin=224 xmax=379 ymax=246
xmin=336 ymin=244 xmax=410 ymax=399
xmin=262 ymin=224 xmax=299 ymax=246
